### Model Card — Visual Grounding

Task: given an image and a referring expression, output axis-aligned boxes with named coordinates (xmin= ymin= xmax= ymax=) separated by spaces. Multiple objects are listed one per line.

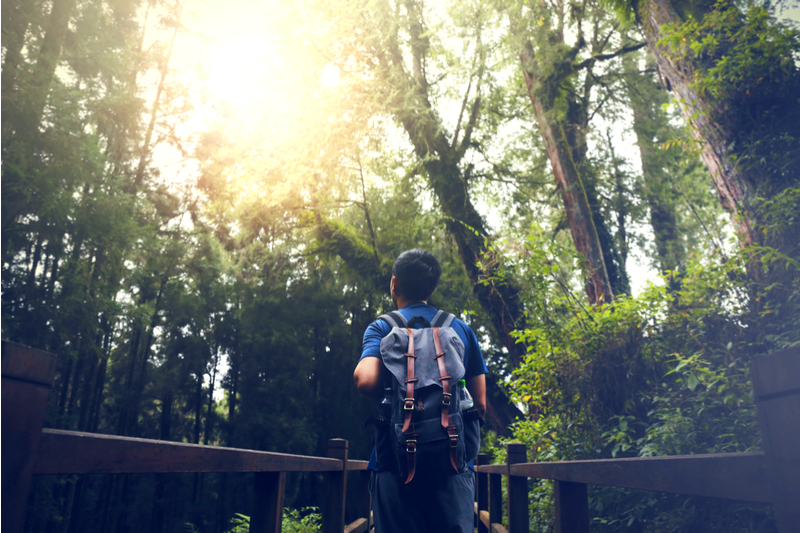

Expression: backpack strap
xmin=402 ymin=328 xmax=419 ymax=484
xmin=433 ymin=327 xmax=460 ymax=475
xmin=379 ymin=312 xmax=408 ymax=329
xmin=431 ymin=311 xmax=456 ymax=328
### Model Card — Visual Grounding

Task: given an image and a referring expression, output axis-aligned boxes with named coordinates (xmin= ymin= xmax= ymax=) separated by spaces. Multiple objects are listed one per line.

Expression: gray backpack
xmin=372 ymin=310 xmax=481 ymax=484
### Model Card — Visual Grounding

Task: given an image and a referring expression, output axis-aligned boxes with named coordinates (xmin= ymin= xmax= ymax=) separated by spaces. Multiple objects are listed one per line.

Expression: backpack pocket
xmin=394 ymin=412 xmax=467 ymax=480
xmin=462 ymin=407 xmax=482 ymax=463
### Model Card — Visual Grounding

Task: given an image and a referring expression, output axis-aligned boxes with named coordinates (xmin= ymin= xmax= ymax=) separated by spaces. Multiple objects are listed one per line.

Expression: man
xmin=354 ymin=249 xmax=487 ymax=533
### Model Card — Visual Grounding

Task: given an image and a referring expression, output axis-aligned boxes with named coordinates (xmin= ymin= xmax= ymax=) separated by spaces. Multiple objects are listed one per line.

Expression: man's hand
xmin=354 ymin=357 xmax=383 ymax=400
xmin=465 ymin=374 xmax=487 ymax=418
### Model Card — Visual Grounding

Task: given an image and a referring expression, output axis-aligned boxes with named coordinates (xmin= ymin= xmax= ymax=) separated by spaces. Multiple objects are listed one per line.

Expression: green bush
xmin=500 ymin=226 xmax=798 ymax=531
xmin=224 ymin=508 xmax=322 ymax=533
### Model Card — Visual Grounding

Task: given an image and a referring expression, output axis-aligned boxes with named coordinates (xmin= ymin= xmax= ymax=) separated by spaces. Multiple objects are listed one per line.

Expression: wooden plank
xmin=344 ymin=517 xmax=368 ymax=533
xmin=491 ymin=523 xmax=509 ymax=533
xmin=321 ymin=439 xmax=348 ymax=533
xmin=554 ymin=481 xmax=588 ymax=533
xmin=2 ymin=341 xmax=57 ymax=533
xmin=751 ymin=347 xmax=800 ymax=532
xmin=474 ymin=505 xmax=508 ymax=533
xmin=2 ymin=341 xmax=58 ymax=386
xmin=475 ymin=504 xmax=490 ymax=528
xmin=346 ymin=460 xmax=369 ymax=471
xmin=509 ymin=452 xmax=770 ymax=503
xmin=506 ymin=443 xmax=528 ymax=533
xmin=476 ymin=464 xmax=507 ymax=475
xmin=33 ymin=429 xmax=343 ymax=474
xmin=251 ymin=471 xmax=285 ymax=533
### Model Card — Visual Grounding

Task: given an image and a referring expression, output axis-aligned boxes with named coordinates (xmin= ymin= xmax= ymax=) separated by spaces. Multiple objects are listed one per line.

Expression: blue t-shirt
xmin=360 ymin=302 xmax=488 ymax=470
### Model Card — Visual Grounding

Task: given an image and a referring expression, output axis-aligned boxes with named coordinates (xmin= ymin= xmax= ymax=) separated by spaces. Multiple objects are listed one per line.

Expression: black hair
xmin=392 ymin=249 xmax=441 ymax=302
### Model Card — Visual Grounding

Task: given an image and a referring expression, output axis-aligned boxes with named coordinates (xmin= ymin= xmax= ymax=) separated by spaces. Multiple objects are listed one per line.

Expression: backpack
xmin=370 ymin=310 xmax=482 ymax=484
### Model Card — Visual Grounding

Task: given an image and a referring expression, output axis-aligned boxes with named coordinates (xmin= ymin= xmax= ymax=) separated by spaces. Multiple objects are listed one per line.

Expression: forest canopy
xmin=2 ymin=0 xmax=799 ymax=531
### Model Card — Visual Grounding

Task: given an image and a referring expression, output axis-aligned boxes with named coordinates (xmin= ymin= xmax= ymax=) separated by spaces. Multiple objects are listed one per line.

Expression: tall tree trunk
xmin=128 ymin=275 xmax=167 ymax=436
xmin=151 ymin=392 xmax=172 ymax=533
xmin=26 ymin=232 xmax=44 ymax=290
xmin=520 ymin=41 xmax=614 ymax=305
xmin=624 ymin=53 xmax=686 ymax=275
xmin=117 ymin=324 xmax=142 ymax=434
xmin=227 ymin=358 xmax=238 ymax=446
xmin=204 ymin=346 xmax=218 ymax=445
xmin=57 ymin=358 xmax=74 ymax=421
xmin=1 ymin=0 xmax=39 ymax=142
xmin=11 ymin=0 xmax=77 ymax=156
xmin=133 ymin=0 xmax=183 ymax=189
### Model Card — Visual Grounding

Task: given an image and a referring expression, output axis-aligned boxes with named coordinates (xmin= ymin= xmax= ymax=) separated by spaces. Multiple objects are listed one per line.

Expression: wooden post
xmin=489 ymin=470 xmax=503 ymax=531
xmin=477 ymin=454 xmax=489 ymax=533
xmin=507 ymin=443 xmax=528 ymax=533
xmin=554 ymin=481 xmax=589 ymax=533
xmin=751 ymin=347 xmax=800 ymax=533
xmin=322 ymin=439 xmax=348 ymax=533
xmin=2 ymin=341 xmax=57 ymax=533
xmin=251 ymin=472 xmax=286 ymax=533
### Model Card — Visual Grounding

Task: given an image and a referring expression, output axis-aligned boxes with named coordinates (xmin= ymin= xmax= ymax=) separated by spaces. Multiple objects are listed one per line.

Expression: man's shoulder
xmin=367 ymin=317 xmax=393 ymax=333
xmin=448 ymin=315 xmax=477 ymax=336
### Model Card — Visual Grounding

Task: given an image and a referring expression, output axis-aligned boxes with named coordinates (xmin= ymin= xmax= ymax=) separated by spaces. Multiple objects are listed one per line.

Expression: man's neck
xmin=396 ymin=298 xmax=427 ymax=310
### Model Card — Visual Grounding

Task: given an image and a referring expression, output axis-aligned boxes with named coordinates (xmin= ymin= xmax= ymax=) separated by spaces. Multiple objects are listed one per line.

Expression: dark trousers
xmin=370 ymin=469 xmax=475 ymax=533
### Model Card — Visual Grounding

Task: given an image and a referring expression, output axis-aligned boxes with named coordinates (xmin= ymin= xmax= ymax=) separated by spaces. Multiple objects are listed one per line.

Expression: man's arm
xmin=465 ymin=374 xmax=486 ymax=418
xmin=354 ymin=357 xmax=383 ymax=400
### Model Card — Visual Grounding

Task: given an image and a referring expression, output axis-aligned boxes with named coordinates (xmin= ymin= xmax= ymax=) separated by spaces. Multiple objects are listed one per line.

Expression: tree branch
xmin=573 ymin=42 xmax=646 ymax=72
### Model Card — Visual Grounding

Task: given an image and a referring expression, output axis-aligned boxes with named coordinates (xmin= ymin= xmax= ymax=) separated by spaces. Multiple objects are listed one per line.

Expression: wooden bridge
xmin=3 ymin=341 xmax=799 ymax=533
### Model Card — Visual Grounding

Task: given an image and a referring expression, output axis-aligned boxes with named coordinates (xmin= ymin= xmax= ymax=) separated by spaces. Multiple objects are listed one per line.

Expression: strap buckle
xmin=442 ymin=392 xmax=451 ymax=407
xmin=447 ymin=426 xmax=459 ymax=448
xmin=404 ymin=399 xmax=415 ymax=411
xmin=406 ymin=438 xmax=417 ymax=453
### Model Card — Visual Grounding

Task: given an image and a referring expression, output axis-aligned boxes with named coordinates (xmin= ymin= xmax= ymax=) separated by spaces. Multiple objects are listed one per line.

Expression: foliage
xmin=502 ymin=223 xmax=798 ymax=530
xmin=223 ymin=508 xmax=322 ymax=533
xmin=4 ymin=0 xmax=798 ymax=530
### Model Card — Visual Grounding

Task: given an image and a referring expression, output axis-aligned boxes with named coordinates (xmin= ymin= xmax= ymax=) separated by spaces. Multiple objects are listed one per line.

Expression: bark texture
xmin=636 ymin=0 xmax=761 ymax=243
xmin=520 ymin=41 xmax=615 ymax=305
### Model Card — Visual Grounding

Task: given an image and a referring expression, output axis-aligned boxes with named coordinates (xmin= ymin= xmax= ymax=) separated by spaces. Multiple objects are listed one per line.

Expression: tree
xmin=630 ymin=0 xmax=800 ymax=250
xmin=509 ymin=0 xmax=636 ymax=304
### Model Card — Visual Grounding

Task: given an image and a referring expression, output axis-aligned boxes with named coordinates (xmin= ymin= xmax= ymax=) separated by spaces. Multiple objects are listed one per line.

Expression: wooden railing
xmin=1 ymin=341 xmax=371 ymax=533
xmin=473 ymin=346 xmax=800 ymax=533
xmin=4 ymin=340 xmax=799 ymax=533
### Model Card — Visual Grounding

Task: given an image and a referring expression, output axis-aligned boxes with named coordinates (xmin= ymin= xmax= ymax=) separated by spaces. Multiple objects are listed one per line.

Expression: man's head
xmin=391 ymin=249 xmax=441 ymax=303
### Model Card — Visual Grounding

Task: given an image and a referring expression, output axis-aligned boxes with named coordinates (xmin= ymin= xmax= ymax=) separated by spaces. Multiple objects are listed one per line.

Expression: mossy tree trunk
xmin=636 ymin=0 xmax=800 ymax=249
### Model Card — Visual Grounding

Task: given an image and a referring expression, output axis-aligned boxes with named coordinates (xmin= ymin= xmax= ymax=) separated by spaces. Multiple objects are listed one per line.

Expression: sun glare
xmin=206 ymin=34 xmax=277 ymax=105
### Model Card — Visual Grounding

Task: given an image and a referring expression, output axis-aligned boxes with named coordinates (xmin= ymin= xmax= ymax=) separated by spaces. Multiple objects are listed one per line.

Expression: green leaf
xmin=687 ymin=373 xmax=699 ymax=391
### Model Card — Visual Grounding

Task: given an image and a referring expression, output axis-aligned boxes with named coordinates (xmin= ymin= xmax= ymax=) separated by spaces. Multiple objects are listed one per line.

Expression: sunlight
xmin=206 ymin=34 xmax=276 ymax=105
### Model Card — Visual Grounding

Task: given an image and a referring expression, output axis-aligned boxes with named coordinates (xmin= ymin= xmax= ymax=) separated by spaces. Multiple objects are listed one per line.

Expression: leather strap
xmin=403 ymin=328 xmax=417 ymax=484
xmin=433 ymin=328 xmax=459 ymax=473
